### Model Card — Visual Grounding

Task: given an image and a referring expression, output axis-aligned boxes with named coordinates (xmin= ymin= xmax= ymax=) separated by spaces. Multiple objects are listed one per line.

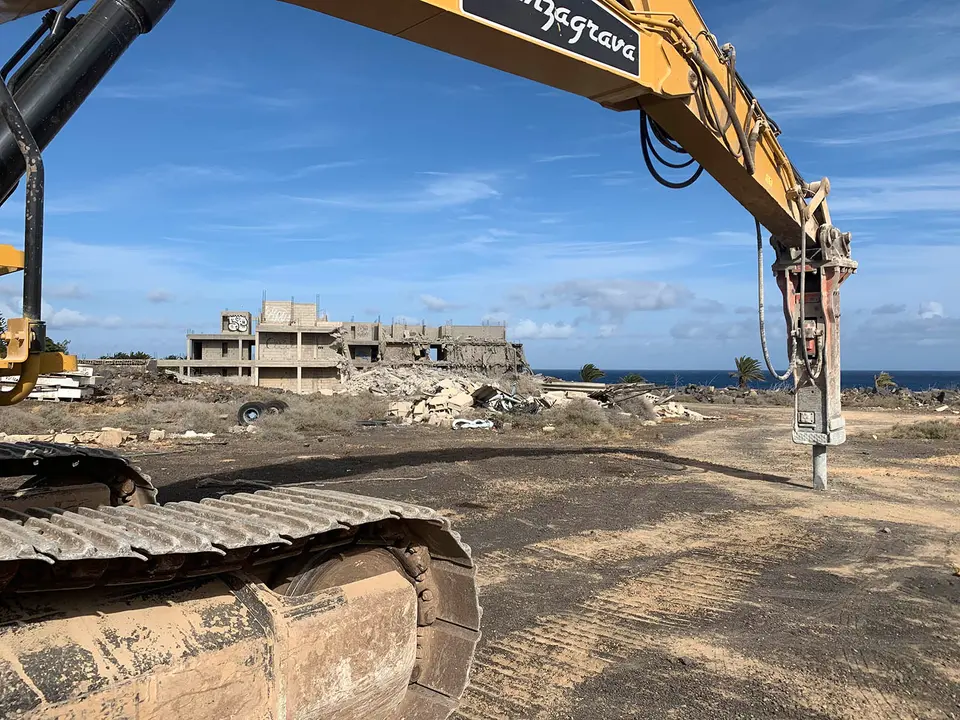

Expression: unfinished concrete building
xmin=177 ymin=311 xmax=255 ymax=385
xmin=165 ymin=300 xmax=529 ymax=393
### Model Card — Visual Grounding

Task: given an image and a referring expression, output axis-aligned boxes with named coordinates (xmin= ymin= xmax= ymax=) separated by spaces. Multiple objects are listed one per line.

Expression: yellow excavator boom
xmin=0 ymin=2 xmax=857 ymax=718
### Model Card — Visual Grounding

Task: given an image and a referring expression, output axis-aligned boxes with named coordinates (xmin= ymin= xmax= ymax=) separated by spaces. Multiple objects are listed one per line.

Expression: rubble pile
xmin=387 ymin=378 xmax=504 ymax=428
xmin=340 ymin=366 xmax=495 ymax=398
xmin=380 ymin=371 xmax=716 ymax=429
xmin=95 ymin=366 xmax=252 ymax=406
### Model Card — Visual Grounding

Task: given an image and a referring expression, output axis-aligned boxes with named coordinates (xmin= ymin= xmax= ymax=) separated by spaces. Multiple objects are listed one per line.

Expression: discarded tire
xmin=238 ymin=401 xmax=267 ymax=426
xmin=262 ymin=399 xmax=289 ymax=415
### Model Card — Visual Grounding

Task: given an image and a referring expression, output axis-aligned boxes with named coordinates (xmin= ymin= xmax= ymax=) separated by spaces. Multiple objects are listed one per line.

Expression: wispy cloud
xmin=808 ymin=117 xmax=960 ymax=146
xmin=99 ymin=74 xmax=309 ymax=110
xmin=48 ymin=164 xmax=248 ymax=215
xmin=289 ymin=172 xmax=500 ymax=213
xmin=533 ymin=153 xmax=599 ymax=164
xmin=829 ymin=169 xmax=960 ymax=218
xmin=756 ymin=74 xmax=960 ymax=120
xmin=873 ymin=303 xmax=907 ymax=315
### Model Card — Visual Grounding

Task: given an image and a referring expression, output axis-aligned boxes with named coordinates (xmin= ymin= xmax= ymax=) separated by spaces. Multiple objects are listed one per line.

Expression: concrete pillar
xmin=297 ymin=366 xmax=302 ymax=394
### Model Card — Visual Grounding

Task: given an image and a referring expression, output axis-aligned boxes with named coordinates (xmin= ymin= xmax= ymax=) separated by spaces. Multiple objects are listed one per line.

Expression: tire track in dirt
xmin=456 ymin=514 xmax=814 ymax=720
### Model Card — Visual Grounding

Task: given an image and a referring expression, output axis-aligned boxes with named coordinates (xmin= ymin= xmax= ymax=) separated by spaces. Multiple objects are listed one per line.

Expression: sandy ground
xmin=129 ymin=403 xmax=960 ymax=720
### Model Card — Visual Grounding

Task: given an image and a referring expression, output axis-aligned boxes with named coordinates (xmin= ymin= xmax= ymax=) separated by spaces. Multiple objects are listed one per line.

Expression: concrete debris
xmin=0 ymin=428 xmax=137 ymax=447
xmin=0 ymin=365 xmax=100 ymax=402
xmin=341 ymin=366 xmax=493 ymax=397
xmin=148 ymin=429 xmax=166 ymax=442
xmin=655 ymin=401 xmax=715 ymax=422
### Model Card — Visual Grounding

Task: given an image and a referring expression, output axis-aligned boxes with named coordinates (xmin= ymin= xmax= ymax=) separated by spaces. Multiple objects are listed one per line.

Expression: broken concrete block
xmin=148 ymin=429 xmax=166 ymax=442
xmin=389 ymin=401 xmax=414 ymax=417
xmin=97 ymin=429 xmax=127 ymax=448
xmin=448 ymin=392 xmax=474 ymax=409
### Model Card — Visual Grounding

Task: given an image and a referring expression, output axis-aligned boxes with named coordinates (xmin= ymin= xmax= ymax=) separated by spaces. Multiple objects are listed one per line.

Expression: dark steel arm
xmin=0 ymin=76 xmax=43 ymax=326
xmin=0 ymin=0 xmax=175 ymax=206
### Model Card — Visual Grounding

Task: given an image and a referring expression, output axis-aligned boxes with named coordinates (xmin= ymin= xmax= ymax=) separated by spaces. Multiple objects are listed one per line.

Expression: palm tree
xmin=730 ymin=356 xmax=765 ymax=389
xmin=874 ymin=371 xmax=896 ymax=394
xmin=580 ymin=363 xmax=605 ymax=382
xmin=620 ymin=373 xmax=647 ymax=384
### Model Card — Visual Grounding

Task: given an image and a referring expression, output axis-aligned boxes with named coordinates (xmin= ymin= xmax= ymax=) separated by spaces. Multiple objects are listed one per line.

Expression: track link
xmin=0 ymin=442 xmax=481 ymax=719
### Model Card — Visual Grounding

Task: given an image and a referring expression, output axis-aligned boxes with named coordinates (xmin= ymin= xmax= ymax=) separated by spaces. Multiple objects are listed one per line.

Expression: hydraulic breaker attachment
xmin=772 ymin=223 xmax=857 ymax=490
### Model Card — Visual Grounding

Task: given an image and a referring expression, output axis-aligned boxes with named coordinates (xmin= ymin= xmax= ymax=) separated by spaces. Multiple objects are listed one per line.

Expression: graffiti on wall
xmin=225 ymin=314 xmax=250 ymax=333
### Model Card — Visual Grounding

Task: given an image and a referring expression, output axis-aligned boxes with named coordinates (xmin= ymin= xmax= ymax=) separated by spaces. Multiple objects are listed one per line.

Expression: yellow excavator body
xmin=0 ymin=1 xmax=854 ymax=718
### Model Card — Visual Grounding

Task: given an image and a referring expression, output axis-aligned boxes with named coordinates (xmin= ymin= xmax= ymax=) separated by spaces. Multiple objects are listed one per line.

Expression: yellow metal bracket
xmin=0 ymin=244 xmax=23 ymax=275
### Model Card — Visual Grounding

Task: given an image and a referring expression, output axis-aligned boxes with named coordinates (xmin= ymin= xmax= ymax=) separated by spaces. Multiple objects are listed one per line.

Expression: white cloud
xmin=47 ymin=308 xmax=121 ymax=329
xmin=510 ymin=320 xmax=576 ymax=340
xmin=919 ymin=301 xmax=945 ymax=320
xmin=420 ymin=294 xmax=460 ymax=312
xmin=47 ymin=283 xmax=90 ymax=300
xmin=147 ymin=290 xmax=174 ymax=304
xmin=536 ymin=279 xmax=693 ymax=321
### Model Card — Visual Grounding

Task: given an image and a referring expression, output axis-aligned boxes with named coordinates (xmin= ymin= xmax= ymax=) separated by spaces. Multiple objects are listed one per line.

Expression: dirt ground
xmin=127 ymin=403 xmax=960 ymax=720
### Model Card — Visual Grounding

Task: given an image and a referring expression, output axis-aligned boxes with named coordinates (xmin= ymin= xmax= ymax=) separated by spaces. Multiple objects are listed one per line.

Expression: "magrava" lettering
xmin=519 ymin=0 xmax=637 ymax=64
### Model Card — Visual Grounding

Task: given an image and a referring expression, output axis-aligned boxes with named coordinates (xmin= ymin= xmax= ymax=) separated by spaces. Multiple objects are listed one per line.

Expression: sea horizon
xmin=534 ymin=369 xmax=960 ymax=392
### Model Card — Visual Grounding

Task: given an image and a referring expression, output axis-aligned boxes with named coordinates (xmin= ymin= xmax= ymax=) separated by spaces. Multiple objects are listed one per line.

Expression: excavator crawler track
xmin=0 ymin=443 xmax=481 ymax=719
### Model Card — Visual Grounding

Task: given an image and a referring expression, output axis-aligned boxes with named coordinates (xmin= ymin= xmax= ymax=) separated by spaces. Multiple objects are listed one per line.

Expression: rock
xmin=936 ymin=405 xmax=950 ymax=413
xmin=881 ymin=527 xmax=891 ymax=534
xmin=543 ymin=426 xmax=556 ymax=433
xmin=148 ymin=429 xmax=166 ymax=442
xmin=181 ymin=430 xmax=215 ymax=439
xmin=54 ymin=433 xmax=78 ymax=445
xmin=97 ymin=429 xmax=127 ymax=448
xmin=228 ymin=425 xmax=246 ymax=434
xmin=642 ymin=420 xmax=659 ymax=427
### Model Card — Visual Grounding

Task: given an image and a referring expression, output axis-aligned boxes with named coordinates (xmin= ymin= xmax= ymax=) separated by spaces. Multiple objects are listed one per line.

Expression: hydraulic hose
xmin=755 ymin=219 xmax=792 ymax=382
xmin=688 ymin=49 xmax=755 ymax=176
xmin=797 ymin=213 xmax=824 ymax=380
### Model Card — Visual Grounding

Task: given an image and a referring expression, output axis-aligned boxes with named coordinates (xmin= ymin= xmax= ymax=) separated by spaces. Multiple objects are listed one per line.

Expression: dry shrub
xmin=615 ymin=395 xmax=658 ymax=421
xmin=497 ymin=373 xmax=542 ymax=397
xmin=0 ymin=403 xmax=102 ymax=434
xmin=888 ymin=420 xmax=960 ymax=441
xmin=255 ymin=393 xmax=389 ymax=440
xmin=115 ymin=400 xmax=232 ymax=434
xmin=511 ymin=399 xmax=637 ymax=439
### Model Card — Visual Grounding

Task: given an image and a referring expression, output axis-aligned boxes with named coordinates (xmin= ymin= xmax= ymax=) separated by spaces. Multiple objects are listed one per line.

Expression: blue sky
xmin=0 ymin=0 xmax=956 ymax=370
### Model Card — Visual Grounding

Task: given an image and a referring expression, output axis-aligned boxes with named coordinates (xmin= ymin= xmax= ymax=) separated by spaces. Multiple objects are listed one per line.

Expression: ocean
xmin=534 ymin=369 xmax=960 ymax=392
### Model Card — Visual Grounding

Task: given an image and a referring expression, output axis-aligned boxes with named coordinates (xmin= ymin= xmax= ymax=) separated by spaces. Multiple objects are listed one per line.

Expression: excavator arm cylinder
xmin=0 ymin=0 xmax=175 ymax=205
